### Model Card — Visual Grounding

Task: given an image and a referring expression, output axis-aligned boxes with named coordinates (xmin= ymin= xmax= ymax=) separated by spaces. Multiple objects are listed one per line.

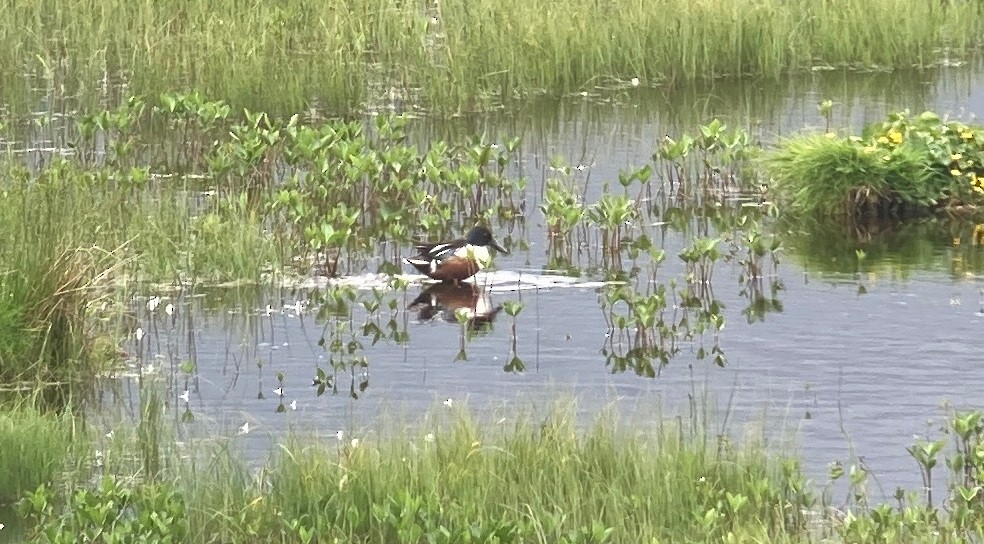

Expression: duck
xmin=405 ymin=226 xmax=508 ymax=283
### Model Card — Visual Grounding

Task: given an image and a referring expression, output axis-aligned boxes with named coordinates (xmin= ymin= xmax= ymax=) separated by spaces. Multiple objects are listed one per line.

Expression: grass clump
xmin=0 ymin=404 xmax=77 ymax=506
xmin=0 ymin=157 xmax=277 ymax=383
xmin=765 ymin=111 xmax=984 ymax=220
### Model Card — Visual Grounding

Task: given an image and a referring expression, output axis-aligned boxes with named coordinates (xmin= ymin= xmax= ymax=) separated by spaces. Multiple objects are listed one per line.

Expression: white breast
xmin=455 ymin=245 xmax=492 ymax=270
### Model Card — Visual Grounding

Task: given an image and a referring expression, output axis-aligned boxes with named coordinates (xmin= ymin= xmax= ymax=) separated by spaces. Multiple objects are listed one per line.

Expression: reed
xmin=0 ymin=0 xmax=979 ymax=113
xmin=0 ymin=171 xmax=111 ymax=383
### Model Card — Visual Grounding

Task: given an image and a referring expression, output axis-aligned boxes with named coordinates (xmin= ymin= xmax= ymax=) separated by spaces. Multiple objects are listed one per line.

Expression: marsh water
xmin=17 ymin=62 xmax=984 ymax=498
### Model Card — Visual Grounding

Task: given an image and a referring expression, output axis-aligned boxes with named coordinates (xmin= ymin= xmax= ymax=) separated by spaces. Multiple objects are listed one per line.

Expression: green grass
xmin=0 ymin=403 xmax=78 ymax=506
xmin=19 ymin=398 xmax=984 ymax=542
xmin=765 ymin=111 xmax=984 ymax=220
xmin=765 ymin=134 xmax=937 ymax=217
xmin=0 ymin=157 xmax=281 ymax=383
xmin=0 ymin=0 xmax=980 ymax=113
xmin=19 ymin=400 xmax=816 ymax=543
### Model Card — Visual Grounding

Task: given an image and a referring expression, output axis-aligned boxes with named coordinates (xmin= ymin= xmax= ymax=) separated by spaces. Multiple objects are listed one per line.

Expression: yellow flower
xmin=951 ymin=153 xmax=963 ymax=161
xmin=877 ymin=136 xmax=889 ymax=145
xmin=888 ymin=131 xmax=903 ymax=144
xmin=951 ymin=169 xmax=962 ymax=176
xmin=862 ymin=145 xmax=876 ymax=154
xmin=975 ymin=186 xmax=984 ymax=194
xmin=961 ymin=130 xmax=974 ymax=140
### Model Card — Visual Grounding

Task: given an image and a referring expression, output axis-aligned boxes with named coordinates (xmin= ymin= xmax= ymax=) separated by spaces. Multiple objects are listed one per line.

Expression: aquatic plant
xmin=541 ymin=177 xmax=584 ymax=239
xmin=864 ymin=111 xmax=984 ymax=207
xmin=766 ymin=111 xmax=984 ymax=220
xmin=502 ymin=300 xmax=525 ymax=373
xmin=656 ymin=119 xmax=755 ymax=201
xmin=587 ymin=192 xmax=638 ymax=262
xmin=766 ymin=133 xmax=936 ymax=218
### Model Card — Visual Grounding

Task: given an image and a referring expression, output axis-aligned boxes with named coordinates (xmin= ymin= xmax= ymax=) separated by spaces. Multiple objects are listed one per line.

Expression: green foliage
xmin=864 ymin=110 xmax=984 ymax=205
xmin=767 ymin=111 xmax=984 ymax=219
xmin=765 ymin=133 xmax=936 ymax=218
xmin=541 ymin=178 xmax=583 ymax=237
xmin=20 ymin=477 xmax=188 ymax=544
xmin=656 ymin=119 xmax=755 ymax=199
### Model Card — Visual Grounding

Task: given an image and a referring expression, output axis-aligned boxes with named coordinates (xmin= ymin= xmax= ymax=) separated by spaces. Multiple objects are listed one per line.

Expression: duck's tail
xmin=405 ymin=258 xmax=434 ymax=275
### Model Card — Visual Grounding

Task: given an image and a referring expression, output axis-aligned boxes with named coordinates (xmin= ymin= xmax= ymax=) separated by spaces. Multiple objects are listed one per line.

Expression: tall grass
xmin=0 ymin=158 xmax=280 ymax=383
xmin=0 ymin=162 xmax=113 ymax=383
xmin=0 ymin=0 xmax=980 ymax=112
xmin=0 ymin=402 xmax=78 ymax=505
xmin=261 ymin=405 xmax=808 ymax=542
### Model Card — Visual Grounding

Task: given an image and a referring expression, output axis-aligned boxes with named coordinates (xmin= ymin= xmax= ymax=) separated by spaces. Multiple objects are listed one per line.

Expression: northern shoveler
xmin=405 ymin=226 xmax=507 ymax=283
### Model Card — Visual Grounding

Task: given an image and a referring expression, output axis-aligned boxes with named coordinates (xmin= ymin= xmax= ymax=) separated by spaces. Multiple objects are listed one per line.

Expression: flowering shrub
xmin=863 ymin=110 xmax=984 ymax=206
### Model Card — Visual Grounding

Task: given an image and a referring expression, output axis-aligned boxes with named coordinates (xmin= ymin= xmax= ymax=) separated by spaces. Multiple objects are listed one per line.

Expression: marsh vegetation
xmin=3 ymin=2 xmax=984 ymax=541
xmin=1 ymin=90 xmax=984 ymax=541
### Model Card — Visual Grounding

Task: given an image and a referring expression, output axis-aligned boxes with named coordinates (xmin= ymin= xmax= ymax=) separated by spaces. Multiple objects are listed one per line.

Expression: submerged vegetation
xmin=1 ymin=0 xmax=982 ymax=112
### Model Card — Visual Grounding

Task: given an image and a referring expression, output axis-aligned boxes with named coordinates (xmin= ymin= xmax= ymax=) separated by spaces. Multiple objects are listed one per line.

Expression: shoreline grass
xmin=11 ymin=397 xmax=984 ymax=542
xmin=16 ymin=399 xmax=818 ymax=543
xmin=0 ymin=0 xmax=981 ymax=113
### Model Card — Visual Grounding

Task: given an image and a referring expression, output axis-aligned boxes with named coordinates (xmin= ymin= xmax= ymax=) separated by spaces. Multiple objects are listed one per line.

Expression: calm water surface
xmin=88 ymin=63 xmax=984 ymax=497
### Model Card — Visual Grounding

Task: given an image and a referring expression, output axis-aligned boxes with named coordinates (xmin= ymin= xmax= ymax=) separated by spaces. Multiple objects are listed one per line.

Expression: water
xmin=17 ymin=63 xmax=984 ymax=506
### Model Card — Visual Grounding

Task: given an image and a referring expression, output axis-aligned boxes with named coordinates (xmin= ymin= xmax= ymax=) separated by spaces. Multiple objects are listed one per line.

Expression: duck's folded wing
xmin=425 ymin=242 xmax=458 ymax=261
xmin=411 ymin=240 xmax=464 ymax=261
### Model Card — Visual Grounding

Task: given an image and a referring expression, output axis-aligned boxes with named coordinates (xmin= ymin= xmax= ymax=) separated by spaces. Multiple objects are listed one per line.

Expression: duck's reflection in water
xmin=408 ymin=283 xmax=501 ymax=330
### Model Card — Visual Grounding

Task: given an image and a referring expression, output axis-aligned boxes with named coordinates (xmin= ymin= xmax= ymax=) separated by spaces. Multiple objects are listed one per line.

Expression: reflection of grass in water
xmin=781 ymin=217 xmax=979 ymax=277
xmin=1 ymin=0 xmax=981 ymax=112
xmin=21 ymin=399 xmax=815 ymax=542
